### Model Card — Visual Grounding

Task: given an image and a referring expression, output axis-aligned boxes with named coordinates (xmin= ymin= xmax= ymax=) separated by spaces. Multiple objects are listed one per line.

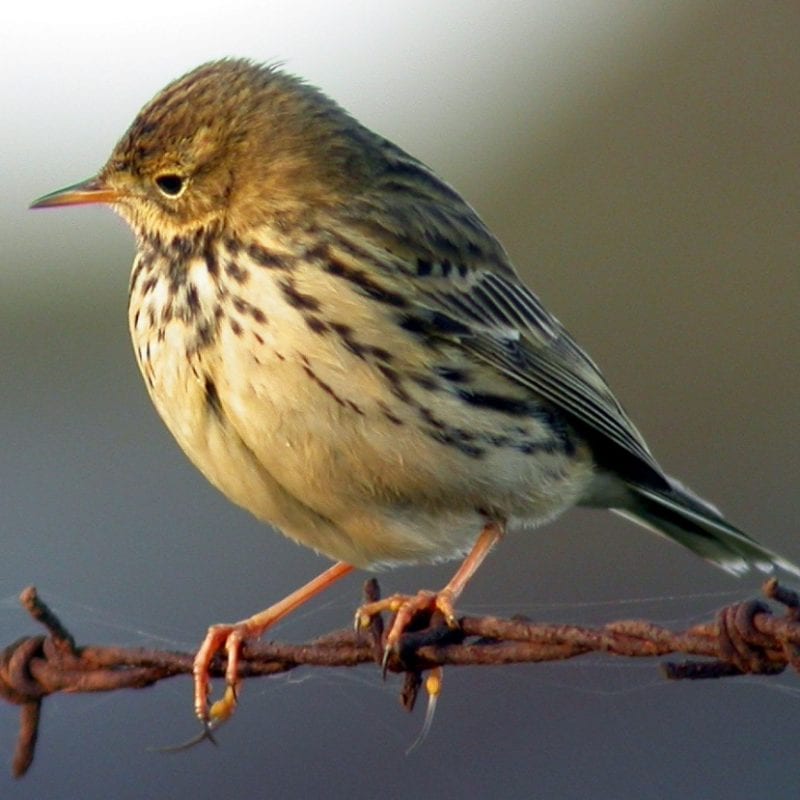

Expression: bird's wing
xmin=341 ymin=161 xmax=666 ymax=486
xmin=433 ymin=273 xmax=666 ymax=484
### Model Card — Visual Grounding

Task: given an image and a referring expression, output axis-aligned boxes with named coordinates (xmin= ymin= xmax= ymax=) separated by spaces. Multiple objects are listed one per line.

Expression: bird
xmin=31 ymin=57 xmax=798 ymax=728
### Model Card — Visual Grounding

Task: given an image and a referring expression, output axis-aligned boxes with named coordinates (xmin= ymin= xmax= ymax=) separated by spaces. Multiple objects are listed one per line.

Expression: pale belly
xmin=128 ymin=254 xmax=595 ymax=568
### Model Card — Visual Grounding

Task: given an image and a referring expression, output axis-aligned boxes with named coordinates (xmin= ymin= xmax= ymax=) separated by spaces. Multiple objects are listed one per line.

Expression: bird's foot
xmin=191 ymin=562 xmax=355 ymax=729
xmin=193 ymin=622 xmax=250 ymax=727
xmin=355 ymin=588 xmax=460 ymax=670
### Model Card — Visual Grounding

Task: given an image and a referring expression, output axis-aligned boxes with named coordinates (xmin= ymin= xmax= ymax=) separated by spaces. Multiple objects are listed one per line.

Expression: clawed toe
xmin=355 ymin=589 xmax=461 ymax=670
xmin=193 ymin=623 xmax=246 ymax=726
xmin=191 ymin=562 xmax=356 ymax=729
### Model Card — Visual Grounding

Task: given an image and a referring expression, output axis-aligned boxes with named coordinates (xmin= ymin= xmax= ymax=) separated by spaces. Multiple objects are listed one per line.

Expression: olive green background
xmin=2 ymin=2 xmax=799 ymax=798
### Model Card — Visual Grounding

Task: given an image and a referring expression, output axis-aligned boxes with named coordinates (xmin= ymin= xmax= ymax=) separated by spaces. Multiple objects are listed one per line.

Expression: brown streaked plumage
xmin=31 ymin=58 xmax=798 ymax=729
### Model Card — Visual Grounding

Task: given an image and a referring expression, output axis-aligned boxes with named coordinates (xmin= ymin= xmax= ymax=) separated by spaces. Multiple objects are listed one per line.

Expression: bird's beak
xmin=30 ymin=176 xmax=122 ymax=209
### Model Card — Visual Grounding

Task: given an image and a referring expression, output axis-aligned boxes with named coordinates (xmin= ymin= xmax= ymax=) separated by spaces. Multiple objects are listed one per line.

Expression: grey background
xmin=2 ymin=2 xmax=799 ymax=798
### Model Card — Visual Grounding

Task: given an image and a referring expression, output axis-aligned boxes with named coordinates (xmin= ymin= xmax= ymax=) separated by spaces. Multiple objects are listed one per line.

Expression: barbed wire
xmin=3 ymin=578 xmax=800 ymax=778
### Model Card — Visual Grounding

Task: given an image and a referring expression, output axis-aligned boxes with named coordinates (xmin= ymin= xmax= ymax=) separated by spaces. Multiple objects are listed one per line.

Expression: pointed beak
xmin=30 ymin=176 xmax=122 ymax=209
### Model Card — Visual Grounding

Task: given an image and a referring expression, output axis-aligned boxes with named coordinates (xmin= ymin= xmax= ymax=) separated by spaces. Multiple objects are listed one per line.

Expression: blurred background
xmin=2 ymin=1 xmax=799 ymax=797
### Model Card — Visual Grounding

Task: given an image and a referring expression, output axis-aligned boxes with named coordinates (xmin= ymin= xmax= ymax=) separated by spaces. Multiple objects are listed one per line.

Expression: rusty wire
xmin=3 ymin=578 xmax=800 ymax=778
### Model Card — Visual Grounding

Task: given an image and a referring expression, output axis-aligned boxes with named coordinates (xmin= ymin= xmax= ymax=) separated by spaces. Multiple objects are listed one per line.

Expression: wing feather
xmin=336 ymin=146 xmax=667 ymax=486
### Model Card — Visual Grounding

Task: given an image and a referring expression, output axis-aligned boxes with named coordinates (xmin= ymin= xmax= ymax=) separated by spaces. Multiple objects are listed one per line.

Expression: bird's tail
xmin=613 ymin=476 xmax=800 ymax=577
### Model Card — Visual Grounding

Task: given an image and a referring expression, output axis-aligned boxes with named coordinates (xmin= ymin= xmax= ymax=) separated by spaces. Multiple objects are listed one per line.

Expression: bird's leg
xmin=194 ymin=560 xmax=354 ymax=726
xmin=355 ymin=521 xmax=504 ymax=662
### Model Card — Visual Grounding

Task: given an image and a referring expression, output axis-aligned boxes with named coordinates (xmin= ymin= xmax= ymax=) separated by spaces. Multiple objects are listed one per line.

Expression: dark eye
xmin=154 ymin=173 xmax=186 ymax=198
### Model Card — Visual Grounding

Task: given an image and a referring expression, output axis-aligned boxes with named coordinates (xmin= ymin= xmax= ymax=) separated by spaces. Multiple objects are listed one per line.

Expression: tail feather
xmin=613 ymin=476 xmax=800 ymax=578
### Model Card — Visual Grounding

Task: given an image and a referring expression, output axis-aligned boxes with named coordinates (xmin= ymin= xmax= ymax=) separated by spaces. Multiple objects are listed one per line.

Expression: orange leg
xmin=355 ymin=521 xmax=504 ymax=659
xmin=194 ymin=560 xmax=354 ymax=726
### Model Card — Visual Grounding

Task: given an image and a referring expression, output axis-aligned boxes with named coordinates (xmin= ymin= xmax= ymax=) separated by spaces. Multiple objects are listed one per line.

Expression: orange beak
xmin=30 ymin=176 xmax=122 ymax=209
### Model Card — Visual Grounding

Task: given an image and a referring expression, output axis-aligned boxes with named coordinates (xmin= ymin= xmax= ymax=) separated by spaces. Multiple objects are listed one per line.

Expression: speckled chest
xmin=125 ymin=227 xmax=586 ymax=533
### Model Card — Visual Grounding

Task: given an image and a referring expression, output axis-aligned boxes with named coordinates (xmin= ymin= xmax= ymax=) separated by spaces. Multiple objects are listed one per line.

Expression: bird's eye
xmin=154 ymin=173 xmax=187 ymax=198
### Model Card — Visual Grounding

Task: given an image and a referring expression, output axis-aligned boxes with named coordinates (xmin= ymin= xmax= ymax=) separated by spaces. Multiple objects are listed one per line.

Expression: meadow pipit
xmin=32 ymin=58 xmax=798 ymax=728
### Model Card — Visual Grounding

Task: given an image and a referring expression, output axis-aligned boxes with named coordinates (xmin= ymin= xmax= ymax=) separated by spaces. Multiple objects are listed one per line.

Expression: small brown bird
xmin=32 ymin=58 xmax=798 ymax=727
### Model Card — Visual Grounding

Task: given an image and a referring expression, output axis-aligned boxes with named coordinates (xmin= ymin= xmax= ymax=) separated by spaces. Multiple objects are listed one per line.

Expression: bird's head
xmin=31 ymin=59 xmax=377 ymax=239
